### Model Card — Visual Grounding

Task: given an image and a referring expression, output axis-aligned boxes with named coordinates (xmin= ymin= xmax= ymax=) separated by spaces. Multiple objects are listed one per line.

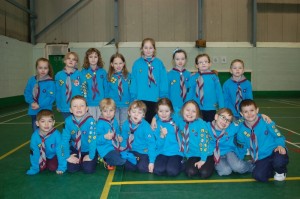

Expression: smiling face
xmin=111 ymin=57 xmax=125 ymax=73
xmin=157 ymin=105 xmax=171 ymax=121
xmin=36 ymin=116 xmax=55 ymax=135
xmin=36 ymin=60 xmax=49 ymax=78
xmin=240 ymin=105 xmax=259 ymax=124
xmin=101 ymin=106 xmax=115 ymax=121
xmin=182 ymin=103 xmax=198 ymax=122
xmin=214 ymin=113 xmax=232 ymax=130
xmin=70 ymin=98 xmax=88 ymax=119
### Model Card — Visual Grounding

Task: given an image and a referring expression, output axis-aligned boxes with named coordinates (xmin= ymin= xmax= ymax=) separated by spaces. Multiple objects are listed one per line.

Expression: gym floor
xmin=0 ymin=98 xmax=300 ymax=199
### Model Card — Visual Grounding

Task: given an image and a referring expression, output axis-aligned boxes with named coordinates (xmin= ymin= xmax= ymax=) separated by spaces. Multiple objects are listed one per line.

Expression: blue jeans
xmin=252 ymin=151 xmax=289 ymax=182
xmin=30 ymin=115 xmax=38 ymax=131
xmin=215 ymin=151 xmax=254 ymax=176
xmin=115 ymin=107 xmax=128 ymax=129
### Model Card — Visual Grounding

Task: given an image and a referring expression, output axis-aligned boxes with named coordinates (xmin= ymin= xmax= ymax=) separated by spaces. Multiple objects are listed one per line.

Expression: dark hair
xmin=35 ymin=58 xmax=54 ymax=78
xmin=70 ymin=95 xmax=87 ymax=106
xmin=180 ymin=100 xmax=202 ymax=119
xmin=156 ymin=98 xmax=174 ymax=114
xmin=83 ymin=48 xmax=104 ymax=69
xmin=108 ymin=53 xmax=129 ymax=80
xmin=239 ymin=99 xmax=257 ymax=112
xmin=195 ymin=53 xmax=211 ymax=65
xmin=36 ymin=109 xmax=55 ymax=121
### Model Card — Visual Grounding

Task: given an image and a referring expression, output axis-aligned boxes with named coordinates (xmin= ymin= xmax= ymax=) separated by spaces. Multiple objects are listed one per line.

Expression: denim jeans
xmin=215 ymin=151 xmax=254 ymax=176
xmin=115 ymin=107 xmax=128 ymax=129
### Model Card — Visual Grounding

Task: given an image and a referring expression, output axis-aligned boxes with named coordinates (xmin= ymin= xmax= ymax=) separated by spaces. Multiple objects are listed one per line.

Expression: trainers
xmin=106 ymin=165 xmax=115 ymax=171
xmin=274 ymin=172 xmax=286 ymax=181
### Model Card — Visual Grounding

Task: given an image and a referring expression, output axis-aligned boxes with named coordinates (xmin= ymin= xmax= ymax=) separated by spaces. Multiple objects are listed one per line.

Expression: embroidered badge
xmin=201 ymin=129 xmax=205 ymax=133
xmin=49 ymin=91 xmax=53 ymax=95
xmin=42 ymin=89 xmax=46 ymax=93
xmin=277 ymin=133 xmax=281 ymax=137
xmin=71 ymin=130 xmax=75 ymax=135
xmin=139 ymin=69 xmax=142 ymax=73
xmin=111 ymin=77 xmax=117 ymax=83
xmin=59 ymin=80 xmax=64 ymax=86
xmin=264 ymin=130 xmax=268 ymax=135
xmin=74 ymin=79 xmax=79 ymax=86
xmin=86 ymin=73 xmax=92 ymax=79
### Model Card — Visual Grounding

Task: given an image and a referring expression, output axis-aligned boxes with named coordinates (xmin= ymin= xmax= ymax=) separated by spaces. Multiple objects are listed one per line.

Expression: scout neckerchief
xmin=161 ymin=118 xmax=182 ymax=152
xmin=91 ymin=67 xmax=100 ymax=100
xmin=244 ymin=116 xmax=260 ymax=162
xmin=32 ymin=75 xmax=52 ymax=103
xmin=64 ymin=67 xmax=76 ymax=103
xmin=39 ymin=128 xmax=56 ymax=171
xmin=231 ymin=75 xmax=247 ymax=113
xmin=98 ymin=117 xmax=120 ymax=150
xmin=115 ymin=72 xmax=123 ymax=101
xmin=72 ymin=113 xmax=92 ymax=162
xmin=143 ymin=56 xmax=156 ymax=87
xmin=211 ymin=121 xmax=226 ymax=164
xmin=181 ymin=121 xmax=190 ymax=153
xmin=196 ymin=70 xmax=215 ymax=105
xmin=120 ymin=119 xmax=142 ymax=151
xmin=172 ymin=67 xmax=187 ymax=101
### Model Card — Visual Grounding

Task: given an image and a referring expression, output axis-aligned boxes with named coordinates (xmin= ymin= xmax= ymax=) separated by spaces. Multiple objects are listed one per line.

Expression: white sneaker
xmin=274 ymin=172 xmax=286 ymax=181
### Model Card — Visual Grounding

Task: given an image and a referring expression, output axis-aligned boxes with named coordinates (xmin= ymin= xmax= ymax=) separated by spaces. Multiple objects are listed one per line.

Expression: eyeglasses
xmin=218 ymin=114 xmax=232 ymax=123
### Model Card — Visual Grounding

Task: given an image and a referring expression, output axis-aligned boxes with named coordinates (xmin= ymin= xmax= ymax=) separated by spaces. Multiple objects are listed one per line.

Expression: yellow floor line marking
xmin=110 ymin=177 xmax=300 ymax=185
xmin=100 ymin=170 xmax=116 ymax=199
xmin=0 ymin=141 xmax=30 ymax=160
xmin=0 ymin=122 xmax=64 ymax=160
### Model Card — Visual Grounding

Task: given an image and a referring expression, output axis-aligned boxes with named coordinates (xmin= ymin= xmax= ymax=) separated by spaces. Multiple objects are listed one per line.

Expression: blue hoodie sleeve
xmin=26 ymin=132 xmax=40 ymax=175
xmin=24 ymin=76 xmax=35 ymax=104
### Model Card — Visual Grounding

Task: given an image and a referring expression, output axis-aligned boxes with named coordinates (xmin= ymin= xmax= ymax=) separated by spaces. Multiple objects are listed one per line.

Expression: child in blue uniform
xmin=153 ymin=98 xmax=184 ymax=176
xmin=208 ymin=108 xmax=253 ymax=176
xmin=81 ymin=48 xmax=107 ymax=121
xmin=179 ymin=100 xmax=214 ymax=178
xmin=61 ymin=95 xmax=97 ymax=173
xmin=27 ymin=110 xmax=64 ymax=175
xmin=106 ymin=53 xmax=131 ymax=128
xmin=168 ymin=49 xmax=191 ymax=113
xmin=55 ymin=52 xmax=83 ymax=119
xmin=237 ymin=99 xmax=289 ymax=182
xmin=24 ymin=58 xmax=55 ymax=131
xmin=120 ymin=100 xmax=156 ymax=173
xmin=130 ymin=38 xmax=168 ymax=123
xmin=96 ymin=98 xmax=126 ymax=170
xmin=223 ymin=59 xmax=253 ymax=120
xmin=187 ymin=54 xmax=224 ymax=122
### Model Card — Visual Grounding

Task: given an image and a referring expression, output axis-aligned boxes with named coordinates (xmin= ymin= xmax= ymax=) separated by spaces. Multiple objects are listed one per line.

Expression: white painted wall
xmin=1 ymin=38 xmax=299 ymax=99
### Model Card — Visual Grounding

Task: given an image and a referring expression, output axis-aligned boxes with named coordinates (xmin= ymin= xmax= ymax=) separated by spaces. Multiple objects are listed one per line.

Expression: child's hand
xmin=31 ymin=102 xmax=39 ymax=110
xmin=148 ymin=163 xmax=154 ymax=173
xmin=261 ymin=114 xmax=272 ymax=124
xmin=151 ymin=117 xmax=157 ymax=130
xmin=274 ymin=146 xmax=286 ymax=155
xmin=67 ymin=154 xmax=80 ymax=164
xmin=104 ymin=130 xmax=113 ymax=140
xmin=83 ymin=155 xmax=92 ymax=162
xmin=194 ymin=160 xmax=205 ymax=169
xmin=117 ymin=135 xmax=123 ymax=143
xmin=160 ymin=126 xmax=168 ymax=138
xmin=56 ymin=170 xmax=64 ymax=175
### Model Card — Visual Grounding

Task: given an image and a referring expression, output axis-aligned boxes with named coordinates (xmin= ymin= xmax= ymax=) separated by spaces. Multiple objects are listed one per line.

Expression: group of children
xmin=24 ymin=38 xmax=289 ymax=182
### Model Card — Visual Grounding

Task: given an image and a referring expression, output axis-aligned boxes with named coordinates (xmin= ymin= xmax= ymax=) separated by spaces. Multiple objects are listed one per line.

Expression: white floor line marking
xmin=0 ymin=108 xmax=28 ymax=118
xmin=286 ymin=141 xmax=300 ymax=149
xmin=269 ymin=99 xmax=300 ymax=107
xmin=0 ymin=114 xmax=28 ymax=124
xmin=276 ymin=125 xmax=300 ymax=136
